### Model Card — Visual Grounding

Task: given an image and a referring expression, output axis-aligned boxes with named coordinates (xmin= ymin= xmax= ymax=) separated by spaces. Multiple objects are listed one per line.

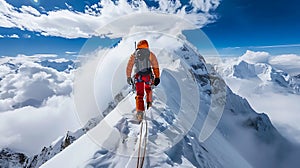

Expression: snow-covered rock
xmin=0 ymin=148 xmax=27 ymax=168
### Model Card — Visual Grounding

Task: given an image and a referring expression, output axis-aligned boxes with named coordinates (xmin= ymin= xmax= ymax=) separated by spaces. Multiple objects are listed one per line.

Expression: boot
xmin=136 ymin=111 xmax=144 ymax=122
xmin=147 ymin=102 xmax=152 ymax=109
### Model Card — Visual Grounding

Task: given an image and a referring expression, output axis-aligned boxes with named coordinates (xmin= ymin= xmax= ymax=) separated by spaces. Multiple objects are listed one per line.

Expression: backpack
xmin=134 ymin=48 xmax=151 ymax=75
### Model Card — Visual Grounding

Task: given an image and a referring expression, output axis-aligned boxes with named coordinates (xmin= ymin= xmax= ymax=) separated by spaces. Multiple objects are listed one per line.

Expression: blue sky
xmin=0 ymin=0 xmax=300 ymax=57
xmin=202 ymin=0 xmax=300 ymax=56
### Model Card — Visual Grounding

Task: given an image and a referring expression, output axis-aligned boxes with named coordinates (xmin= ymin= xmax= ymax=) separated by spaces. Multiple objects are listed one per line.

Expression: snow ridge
xmin=80 ymin=48 xmax=224 ymax=167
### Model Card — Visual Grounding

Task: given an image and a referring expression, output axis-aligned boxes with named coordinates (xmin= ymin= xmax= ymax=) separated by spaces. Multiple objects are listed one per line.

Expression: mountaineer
xmin=126 ymin=40 xmax=160 ymax=122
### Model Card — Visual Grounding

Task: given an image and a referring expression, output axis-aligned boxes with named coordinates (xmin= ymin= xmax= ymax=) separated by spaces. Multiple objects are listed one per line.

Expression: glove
xmin=127 ymin=77 xmax=133 ymax=85
xmin=154 ymin=78 xmax=160 ymax=86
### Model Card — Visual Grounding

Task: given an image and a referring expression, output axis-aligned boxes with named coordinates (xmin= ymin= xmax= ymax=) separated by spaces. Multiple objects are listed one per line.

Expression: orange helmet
xmin=137 ymin=40 xmax=149 ymax=49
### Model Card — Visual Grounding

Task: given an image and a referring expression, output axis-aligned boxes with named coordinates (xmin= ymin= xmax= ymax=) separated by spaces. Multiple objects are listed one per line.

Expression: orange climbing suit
xmin=126 ymin=40 xmax=160 ymax=112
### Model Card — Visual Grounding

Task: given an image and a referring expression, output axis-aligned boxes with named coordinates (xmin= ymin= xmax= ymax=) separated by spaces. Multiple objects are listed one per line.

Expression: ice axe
xmin=130 ymin=77 xmax=136 ymax=93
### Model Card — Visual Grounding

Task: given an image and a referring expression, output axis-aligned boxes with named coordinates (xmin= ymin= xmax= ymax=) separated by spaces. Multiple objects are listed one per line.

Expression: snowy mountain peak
xmin=229 ymin=59 xmax=300 ymax=94
xmin=233 ymin=60 xmax=272 ymax=80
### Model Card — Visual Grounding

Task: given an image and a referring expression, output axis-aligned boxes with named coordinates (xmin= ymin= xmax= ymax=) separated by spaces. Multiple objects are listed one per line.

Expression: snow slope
xmin=40 ymin=37 xmax=299 ymax=168
xmin=41 ymin=92 xmax=249 ymax=168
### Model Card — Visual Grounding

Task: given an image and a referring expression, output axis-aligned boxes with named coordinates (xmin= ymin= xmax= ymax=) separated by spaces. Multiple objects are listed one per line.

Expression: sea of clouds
xmin=0 ymin=55 xmax=80 ymax=155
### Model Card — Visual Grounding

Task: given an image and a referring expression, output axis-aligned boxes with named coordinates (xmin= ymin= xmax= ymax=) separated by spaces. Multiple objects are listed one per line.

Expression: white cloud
xmin=156 ymin=0 xmax=182 ymax=13
xmin=0 ymin=57 xmax=71 ymax=112
xmin=240 ymin=50 xmax=270 ymax=64
xmin=65 ymin=51 xmax=77 ymax=55
xmin=251 ymin=44 xmax=300 ymax=49
xmin=19 ymin=5 xmax=41 ymax=16
xmin=9 ymin=34 xmax=19 ymax=38
xmin=246 ymin=92 xmax=300 ymax=143
xmin=20 ymin=53 xmax=58 ymax=59
xmin=224 ymin=44 xmax=300 ymax=50
xmin=48 ymin=58 xmax=70 ymax=63
xmin=0 ymin=0 xmax=220 ymax=39
xmin=190 ymin=0 xmax=220 ymax=12
xmin=0 ymin=56 xmax=79 ymax=155
xmin=0 ymin=34 xmax=20 ymax=38
xmin=269 ymin=54 xmax=300 ymax=75
xmin=0 ymin=96 xmax=80 ymax=155
xmin=240 ymin=50 xmax=300 ymax=75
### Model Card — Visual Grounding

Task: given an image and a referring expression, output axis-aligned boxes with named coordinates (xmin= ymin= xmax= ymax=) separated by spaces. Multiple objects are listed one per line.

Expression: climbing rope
xmin=136 ymin=112 xmax=148 ymax=168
